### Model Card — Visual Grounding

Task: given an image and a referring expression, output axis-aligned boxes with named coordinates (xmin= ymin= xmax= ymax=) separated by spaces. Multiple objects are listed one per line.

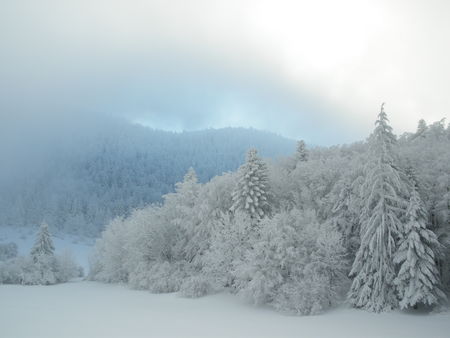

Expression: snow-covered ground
xmin=0 ymin=281 xmax=449 ymax=338
xmin=0 ymin=226 xmax=93 ymax=271
xmin=1 ymin=226 xmax=449 ymax=337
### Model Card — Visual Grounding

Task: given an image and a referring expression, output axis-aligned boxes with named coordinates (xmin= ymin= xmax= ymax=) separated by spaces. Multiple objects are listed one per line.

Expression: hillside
xmin=0 ymin=116 xmax=295 ymax=236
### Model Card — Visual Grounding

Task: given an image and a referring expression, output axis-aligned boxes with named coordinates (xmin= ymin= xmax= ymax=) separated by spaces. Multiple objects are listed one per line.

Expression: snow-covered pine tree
xmin=174 ymin=167 xmax=200 ymax=205
xmin=295 ymin=140 xmax=308 ymax=163
xmin=435 ymin=176 xmax=450 ymax=288
xmin=348 ymin=103 xmax=408 ymax=312
xmin=414 ymin=119 xmax=428 ymax=139
xmin=29 ymin=222 xmax=57 ymax=284
xmin=394 ymin=181 xmax=447 ymax=308
xmin=30 ymin=222 xmax=55 ymax=261
xmin=231 ymin=149 xmax=271 ymax=221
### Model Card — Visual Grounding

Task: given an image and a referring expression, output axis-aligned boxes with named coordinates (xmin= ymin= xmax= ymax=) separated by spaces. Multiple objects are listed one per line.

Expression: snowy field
xmin=1 ymin=281 xmax=449 ymax=338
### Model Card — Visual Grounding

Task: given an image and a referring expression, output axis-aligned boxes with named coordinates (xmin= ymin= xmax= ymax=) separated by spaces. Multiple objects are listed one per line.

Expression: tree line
xmin=89 ymin=105 xmax=450 ymax=314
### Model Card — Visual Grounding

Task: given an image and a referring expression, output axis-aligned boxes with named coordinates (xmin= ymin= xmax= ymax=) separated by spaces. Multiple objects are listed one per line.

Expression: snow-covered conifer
xmin=30 ymin=222 xmax=55 ymax=261
xmin=173 ymin=167 xmax=200 ymax=206
xmin=295 ymin=140 xmax=308 ymax=163
xmin=413 ymin=119 xmax=428 ymax=139
xmin=26 ymin=223 xmax=58 ymax=284
xmin=394 ymin=184 xmax=446 ymax=308
xmin=231 ymin=149 xmax=271 ymax=221
xmin=348 ymin=104 xmax=408 ymax=312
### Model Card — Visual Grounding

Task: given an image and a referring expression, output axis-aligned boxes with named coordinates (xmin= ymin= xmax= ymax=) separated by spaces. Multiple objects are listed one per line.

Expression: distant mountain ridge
xmin=0 ymin=117 xmax=295 ymax=236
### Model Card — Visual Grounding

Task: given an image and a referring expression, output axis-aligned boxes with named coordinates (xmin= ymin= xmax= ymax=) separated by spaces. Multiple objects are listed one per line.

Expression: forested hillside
xmin=0 ymin=116 xmax=295 ymax=236
xmin=90 ymin=110 xmax=450 ymax=314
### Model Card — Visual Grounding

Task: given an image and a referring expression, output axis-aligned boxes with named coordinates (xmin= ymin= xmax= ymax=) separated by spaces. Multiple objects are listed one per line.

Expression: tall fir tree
xmin=29 ymin=222 xmax=57 ymax=284
xmin=348 ymin=103 xmax=408 ymax=312
xmin=30 ymin=222 xmax=55 ymax=261
xmin=394 ymin=182 xmax=446 ymax=308
xmin=231 ymin=149 xmax=271 ymax=221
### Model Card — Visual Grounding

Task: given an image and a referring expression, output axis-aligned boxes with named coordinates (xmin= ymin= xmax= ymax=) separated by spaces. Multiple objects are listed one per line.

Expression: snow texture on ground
xmin=0 ymin=281 xmax=449 ymax=338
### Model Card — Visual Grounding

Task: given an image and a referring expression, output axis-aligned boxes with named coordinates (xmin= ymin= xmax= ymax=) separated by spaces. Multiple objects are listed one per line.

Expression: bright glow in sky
xmin=1 ymin=0 xmax=449 ymax=144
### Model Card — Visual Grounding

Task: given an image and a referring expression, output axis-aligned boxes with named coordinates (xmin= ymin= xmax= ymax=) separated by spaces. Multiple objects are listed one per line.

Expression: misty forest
xmin=2 ymin=108 xmax=450 ymax=317
xmin=88 ymin=107 xmax=450 ymax=315
xmin=2 ymin=1 xmax=450 ymax=337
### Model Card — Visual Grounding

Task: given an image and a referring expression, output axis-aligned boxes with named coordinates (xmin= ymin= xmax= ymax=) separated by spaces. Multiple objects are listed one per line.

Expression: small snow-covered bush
xmin=274 ymin=275 xmax=328 ymax=315
xmin=146 ymin=262 xmax=187 ymax=293
xmin=128 ymin=261 xmax=187 ymax=293
xmin=56 ymin=250 xmax=83 ymax=281
xmin=0 ymin=259 xmax=21 ymax=284
xmin=0 ymin=252 xmax=81 ymax=285
xmin=127 ymin=262 xmax=153 ymax=290
xmin=0 ymin=224 xmax=81 ymax=285
xmin=180 ymin=275 xmax=214 ymax=298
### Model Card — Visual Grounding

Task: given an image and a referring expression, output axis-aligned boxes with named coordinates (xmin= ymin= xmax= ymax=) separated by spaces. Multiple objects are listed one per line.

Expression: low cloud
xmin=0 ymin=0 xmax=449 ymax=145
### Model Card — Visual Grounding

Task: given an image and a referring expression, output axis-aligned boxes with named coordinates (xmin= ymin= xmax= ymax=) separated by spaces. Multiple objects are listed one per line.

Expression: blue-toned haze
xmin=1 ymin=0 xmax=449 ymax=145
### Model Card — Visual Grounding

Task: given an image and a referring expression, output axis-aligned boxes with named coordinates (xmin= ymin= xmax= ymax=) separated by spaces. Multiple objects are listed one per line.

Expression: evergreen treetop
xmin=30 ymin=222 xmax=55 ymax=260
xmin=231 ymin=149 xmax=271 ymax=221
xmin=348 ymin=104 xmax=407 ymax=312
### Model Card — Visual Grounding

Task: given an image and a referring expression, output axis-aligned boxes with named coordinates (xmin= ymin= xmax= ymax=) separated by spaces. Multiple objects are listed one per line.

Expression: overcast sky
xmin=1 ymin=0 xmax=449 ymax=145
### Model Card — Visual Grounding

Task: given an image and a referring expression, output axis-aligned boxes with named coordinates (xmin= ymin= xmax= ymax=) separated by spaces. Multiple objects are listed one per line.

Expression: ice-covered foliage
xmin=90 ymin=167 xmax=349 ymax=315
xmin=231 ymin=149 xmax=271 ymax=221
xmin=327 ymin=172 xmax=364 ymax=258
xmin=30 ymin=223 xmax=55 ymax=259
xmin=348 ymin=104 xmax=409 ymax=312
xmin=89 ymin=217 xmax=130 ymax=283
xmin=90 ymin=168 xmax=212 ymax=293
xmin=27 ymin=223 xmax=59 ymax=284
xmin=236 ymin=209 xmax=348 ymax=315
xmin=180 ymin=275 xmax=214 ymax=298
xmin=203 ymin=211 xmax=254 ymax=291
xmin=0 ymin=225 xmax=81 ymax=285
xmin=295 ymin=140 xmax=308 ymax=163
xmin=90 ymin=107 xmax=450 ymax=315
xmin=397 ymin=119 xmax=450 ymax=288
xmin=394 ymin=185 xmax=447 ymax=308
xmin=0 ymin=254 xmax=81 ymax=285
